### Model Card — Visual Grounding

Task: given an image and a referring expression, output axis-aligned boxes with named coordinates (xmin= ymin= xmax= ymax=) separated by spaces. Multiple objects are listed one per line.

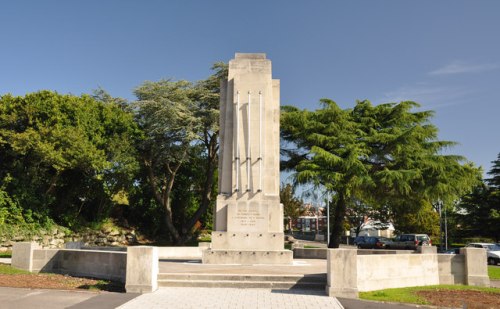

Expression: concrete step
xmin=157 ymin=273 xmax=325 ymax=282
xmin=157 ymin=273 xmax=326 ymax=290
xmin=157 ymin=279 xmax=325 ymax=289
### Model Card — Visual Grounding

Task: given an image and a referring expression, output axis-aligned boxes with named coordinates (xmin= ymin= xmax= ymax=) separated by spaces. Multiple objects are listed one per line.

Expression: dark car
xmin=353 ymin=236 xmax=368 ymax=246
xmin=444 ymin=248 xmax=461 ymax=254
xmin=357 ymin=236 xmax=390 ymax=249
xmin=385 ymin=234 xmax=431 ymax=250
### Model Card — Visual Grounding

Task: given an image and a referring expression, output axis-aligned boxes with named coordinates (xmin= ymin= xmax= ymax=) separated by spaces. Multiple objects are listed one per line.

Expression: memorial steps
xmin=157 ymin=273 xmax=326 ymax=290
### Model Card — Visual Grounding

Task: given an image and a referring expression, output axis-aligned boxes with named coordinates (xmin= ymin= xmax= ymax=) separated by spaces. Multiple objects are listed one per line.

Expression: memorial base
xmin=211 ymin=232 xmax=285 ymax=251
xmin=202 ymin=249 xmax=293 ymax=265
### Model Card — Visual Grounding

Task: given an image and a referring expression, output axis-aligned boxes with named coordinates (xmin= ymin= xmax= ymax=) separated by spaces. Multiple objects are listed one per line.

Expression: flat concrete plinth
xmin=202 ymin=249 xmax=293 ymax=265
xmin=159 ymin=258 xmax=326 ymax=275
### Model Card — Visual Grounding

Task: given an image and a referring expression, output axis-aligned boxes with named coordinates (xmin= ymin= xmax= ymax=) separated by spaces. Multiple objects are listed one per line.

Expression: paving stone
xmin=117 ymin=287 xmax=343 ymax=309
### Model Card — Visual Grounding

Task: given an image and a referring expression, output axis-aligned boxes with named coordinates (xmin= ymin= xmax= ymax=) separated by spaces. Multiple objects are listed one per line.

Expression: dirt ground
xmin=417 ymin=289 xmax=500 ymax=309
xmin=0 ymin=273 xmax=124 ymax=292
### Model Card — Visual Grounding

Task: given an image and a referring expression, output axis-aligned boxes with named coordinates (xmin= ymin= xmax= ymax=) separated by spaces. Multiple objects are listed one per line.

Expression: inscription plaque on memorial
xmin=228 ymin=202 xmax=268 ymax=232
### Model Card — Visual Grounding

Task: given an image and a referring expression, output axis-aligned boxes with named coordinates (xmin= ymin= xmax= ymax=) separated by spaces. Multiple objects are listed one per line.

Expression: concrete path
xmin=0 ymin=287 xmax=138 ymax=309
xmin=0 ymin=258 xmax=11 ymax=264
xmin=0 ymin=286 xmax=463 ymax=309
xmin=117 ymin=287 xmax=344 ymax=309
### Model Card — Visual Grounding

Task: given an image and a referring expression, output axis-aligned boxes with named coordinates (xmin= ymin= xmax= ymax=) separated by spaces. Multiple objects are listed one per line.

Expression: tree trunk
xmin=183 ymin=136 xmax=218 ymax=236
xmin=144 ymin=157 xmax=182 ymax=244
xmin=328 ymin=192 xmax=347 ymax=248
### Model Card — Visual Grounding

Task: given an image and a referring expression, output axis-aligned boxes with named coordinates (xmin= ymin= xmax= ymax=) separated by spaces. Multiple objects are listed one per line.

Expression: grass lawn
xmin=0 ymin=264 xmax=30 ymax=275
xmin=360 ymin=285 xmax=500 ymax=305
xmin=489 ymin=266 xmax=500 ymax=280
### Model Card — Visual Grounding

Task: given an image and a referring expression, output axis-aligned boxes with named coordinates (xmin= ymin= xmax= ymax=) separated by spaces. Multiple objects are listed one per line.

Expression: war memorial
xmin=11 ymin=53 xmax=491 ymax=300
xmin=203 ymin=53 xmax=292 ymax=265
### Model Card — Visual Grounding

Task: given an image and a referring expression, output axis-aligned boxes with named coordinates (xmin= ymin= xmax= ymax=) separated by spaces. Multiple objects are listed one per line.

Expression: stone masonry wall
xmin=0 ymin=227 xmax=137 ymax=251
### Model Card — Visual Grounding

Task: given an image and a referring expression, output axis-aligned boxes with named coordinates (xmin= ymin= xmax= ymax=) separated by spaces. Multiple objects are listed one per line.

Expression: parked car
xmin=444 ymin=248 xmax=461 ymax=254
xmin=385 ymin=234 xmax=431 ymax=250
xmin=466 ymin=243 xmax=500 ymax=265
xmin=357 ymin=236 xmax=390 ymax=249
xmin=353 ymin=236 xmax=368 ymax=246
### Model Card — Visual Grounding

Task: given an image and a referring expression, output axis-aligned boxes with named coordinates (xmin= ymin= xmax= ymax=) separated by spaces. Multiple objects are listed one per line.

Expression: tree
xmin=133 ymin=63 xmax=227 ymax=244
xmin=134 ymin=80 xmax=200 ymax=243
xmin=281 ymin=99 xmax=479 ymax=248
xmin=185 ymin=62 xmax=228 ymax=233
xmin=280 ymin=184 xmax=304 ymax=232
xmin=455 ymin=153 xmax=500 ymax=241
xmin=487 ymin=153 xmax=500 ymax=190
xmin=0 ymin=91 xmax=139 ymax=227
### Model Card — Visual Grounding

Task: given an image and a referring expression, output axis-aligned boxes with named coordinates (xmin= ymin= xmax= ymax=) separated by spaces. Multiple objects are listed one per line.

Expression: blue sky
xmin=1 ymin=0 xmax=499 ymax=179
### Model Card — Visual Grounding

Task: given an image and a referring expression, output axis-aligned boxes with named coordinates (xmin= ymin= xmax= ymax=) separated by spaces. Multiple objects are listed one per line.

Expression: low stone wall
xmin=12 ymin=242 xmax=211 ymax=294
xmin=438 ymin=253 xmax=466 ymax=284
xmin=357 ymin=249 xmax=415 ymax=255
xmin=293 ymin=248 xmax=327 ymax=259
xmin=1 ymin=227 xmax=137 ymax=251
xmin=357 ymin=254 xmax=439 ymax=291
xmin=13 ymin=242 xmax=126 ymax=282
xmin=158 ymin=246 xmax=206 ymax=259
xmin=326 ymin=248 xmax=490 ymax=298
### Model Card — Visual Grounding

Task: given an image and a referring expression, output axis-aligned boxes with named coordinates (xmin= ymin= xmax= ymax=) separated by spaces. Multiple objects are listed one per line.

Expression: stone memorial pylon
xmin=202 ymin=53 xmax=293 ymax=264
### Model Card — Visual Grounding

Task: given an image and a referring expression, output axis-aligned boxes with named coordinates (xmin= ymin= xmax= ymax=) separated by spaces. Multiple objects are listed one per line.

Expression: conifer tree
xmin=281 ymin=100 xmax=479 ymax=247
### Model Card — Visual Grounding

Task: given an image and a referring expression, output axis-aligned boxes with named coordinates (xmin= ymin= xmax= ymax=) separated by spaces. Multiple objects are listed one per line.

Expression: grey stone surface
xmin=117 ymin=287 xmax=344 ymax=309
xmin=125 ymin=246 xmax=159 ymax=293
xmin=12 ymin=242 xmax=40 ymax=271
xmin=438 ymin=253 xmax=465 ymax=284
xmin=202 ymin=249 xmax=293 ymax=264
xmin=461 ymin=247 xmax=490 ymax=286
xmin=0 ymin=258 xmax=11 ymax=264
xmin=157 ymin=246 xmax=205 ymax=259
xmin=159 ymin=258 xmax=326 ymax=275
xmin=416 ymin=246 xmax=437 ymax=254
xmin=30 ymin=249 xmax=126 ymax=282
xmin=64 ymin=241 xmax=84 ymax=249
xmin=207 ymin=53 xmax=292 ymax=265
xmin=356 ymin=253 xmax=439 ymax=291
xmin=0 ymin=287 xmax=137 ymax=309
xmin=293 ymin=248 xmax=327 ymax=259
xmin=210 ymin=232 xmax=285 ymax=251
xmin=326 ymin=249 xmax=358 ymax=298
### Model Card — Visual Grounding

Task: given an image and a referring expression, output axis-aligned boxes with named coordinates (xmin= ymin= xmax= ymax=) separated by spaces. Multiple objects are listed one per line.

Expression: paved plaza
xmin=117 ymin=287 xmax=344 ymax=309
xmin=1 ymin=285 xmax=485 ymax=309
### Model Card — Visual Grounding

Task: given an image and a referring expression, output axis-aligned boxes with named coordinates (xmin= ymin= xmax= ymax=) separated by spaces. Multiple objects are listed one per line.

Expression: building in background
xmin=350 ymin=217 xmax=395 ymax=238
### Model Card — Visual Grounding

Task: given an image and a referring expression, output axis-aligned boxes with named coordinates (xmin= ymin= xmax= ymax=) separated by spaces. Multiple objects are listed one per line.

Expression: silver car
xmin=466 ymin=243 xmax=500 ymax=265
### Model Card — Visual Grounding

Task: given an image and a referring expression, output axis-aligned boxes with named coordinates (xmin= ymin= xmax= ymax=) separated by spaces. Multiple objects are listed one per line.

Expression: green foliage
xmin=132 ymin=63 xmax=227 ymax=243
xmin=0 ymin=250 xmax=11 ymax=258
xmin=487 ymin=153 xmax=500 ymax=190
xmin=0 ymin=178 xmax=61 ymax=239
xmin=395 ymin=200 xmax=440 ymax=237
xmin=281 ymin=100 xmax=479 ymax=247
xmin=455 ymin=153 xmax=500 ymax=241
xmin=0 ymin=91 xmax=139 ymax=229
xmin=280 ymin=184 xmax=304 ymax=231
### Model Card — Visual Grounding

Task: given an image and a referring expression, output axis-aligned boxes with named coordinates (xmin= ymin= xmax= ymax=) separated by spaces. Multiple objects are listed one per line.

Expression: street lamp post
xmin=326 ymin=191 xmax=330 ymax=246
